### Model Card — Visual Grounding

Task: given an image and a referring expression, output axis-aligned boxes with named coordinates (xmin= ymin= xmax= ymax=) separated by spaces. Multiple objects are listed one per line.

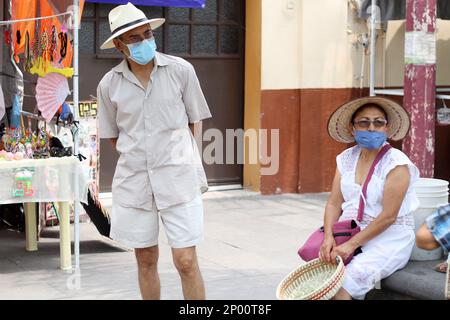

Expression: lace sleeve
xmin=379 ymin=149 xmax=420 ymax=186
xmin=336 ymin=146 xmax=358 ymax=175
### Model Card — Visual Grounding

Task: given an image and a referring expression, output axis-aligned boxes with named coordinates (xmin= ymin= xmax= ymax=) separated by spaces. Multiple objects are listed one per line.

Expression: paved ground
xmin=0 ymin=190 xmax=328 ymax=300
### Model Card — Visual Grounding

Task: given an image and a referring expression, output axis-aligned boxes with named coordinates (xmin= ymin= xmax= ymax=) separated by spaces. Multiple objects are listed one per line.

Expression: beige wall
xmin=261 ymin=0 xmax=450 ymax=90
xmin=386 ymin=19 xmax=450 ymax=87
xmin=261 ymin=0 xmax=302 ymax=90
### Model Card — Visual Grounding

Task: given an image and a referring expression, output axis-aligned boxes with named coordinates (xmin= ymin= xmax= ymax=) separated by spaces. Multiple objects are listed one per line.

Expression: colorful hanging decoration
xmin=4 ymin=30 xmax=11 ymax=45
xmin=50 ymin=26 xmax=58 ymax=62
xmin=30 ymin=57 xmax=74 ymax=78
xmin=36 ymin=72 xmax=71 ymax=123
xmin=58 ymin=32 xmax=68 ymax=63
xmin=8 ymin=0 xmax=86 ymax=69
xmin=24 ymin=31 xmax=32 ymax=72
xmin=11 ymin=0 xmax=37 ymax=63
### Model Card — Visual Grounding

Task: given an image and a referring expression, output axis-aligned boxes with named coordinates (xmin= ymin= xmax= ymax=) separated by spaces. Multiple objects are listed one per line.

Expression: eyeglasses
xmin=353 ymin=119 xmax=388 ymax=128
xmin=120 ymin=29 xmax=154 ymax=45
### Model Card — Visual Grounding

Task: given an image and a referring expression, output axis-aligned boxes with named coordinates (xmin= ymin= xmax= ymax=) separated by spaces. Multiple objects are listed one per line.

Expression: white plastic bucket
xmin=410 ymin=178 xmax=449 ymax=261
xmin=416 ymin=194 xmax=449 ymax=207
xmin=414 ymin=178 xmax=449 ymax=193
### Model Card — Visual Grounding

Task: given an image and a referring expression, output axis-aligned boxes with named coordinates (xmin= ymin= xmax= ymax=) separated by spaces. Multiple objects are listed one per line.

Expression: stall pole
xmin=73 ymin=0 xmax=80 ymax=271
xmin=369 ymin=0 xmax=377 ymax=96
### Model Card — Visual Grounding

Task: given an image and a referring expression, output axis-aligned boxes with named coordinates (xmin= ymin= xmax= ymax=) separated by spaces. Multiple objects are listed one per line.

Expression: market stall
xmin=0 ymin=0 xmax=85 ymax=271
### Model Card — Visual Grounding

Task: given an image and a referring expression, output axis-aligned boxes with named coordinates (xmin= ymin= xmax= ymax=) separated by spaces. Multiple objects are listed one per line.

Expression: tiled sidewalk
xmin=0 ymin=190 xmax=327 ymax=300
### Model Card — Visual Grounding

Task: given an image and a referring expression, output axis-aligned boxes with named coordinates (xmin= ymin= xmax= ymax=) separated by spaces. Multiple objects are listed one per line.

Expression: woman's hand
xmin=330 ymin=241 xmax=358 ymax=263
xmin=319 ymin=235 xmax=336 ymax=263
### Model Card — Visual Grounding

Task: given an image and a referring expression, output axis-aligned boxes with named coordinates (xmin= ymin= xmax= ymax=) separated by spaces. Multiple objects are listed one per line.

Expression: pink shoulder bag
xmin=298 ymin=144 xmax=392 ymax=265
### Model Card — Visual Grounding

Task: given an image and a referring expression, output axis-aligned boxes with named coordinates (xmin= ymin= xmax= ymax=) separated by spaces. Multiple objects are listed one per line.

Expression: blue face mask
xmin=354 ymin=130 xmax=387 ymax=150
xmin=124 ymin=38 xmax=157 ymax=65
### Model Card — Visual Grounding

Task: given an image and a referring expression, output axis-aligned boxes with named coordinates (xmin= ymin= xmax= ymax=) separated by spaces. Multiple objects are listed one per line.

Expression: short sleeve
xmin=382 ymin=149 xmax=420 ymax=187
xmin=182 ymin=64 xmax=212 ymax=123
xmin=335 ymin=146 xmax=358 ymax=175
xmin=336 ymin=153 xmax=343 ymax=175
xmin=97 ymin=76 xmax=119 ymax=139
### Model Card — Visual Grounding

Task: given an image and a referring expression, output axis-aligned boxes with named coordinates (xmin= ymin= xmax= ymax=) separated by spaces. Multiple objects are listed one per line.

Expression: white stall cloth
xmin=0 ymin=157 xmax=89 ymax=205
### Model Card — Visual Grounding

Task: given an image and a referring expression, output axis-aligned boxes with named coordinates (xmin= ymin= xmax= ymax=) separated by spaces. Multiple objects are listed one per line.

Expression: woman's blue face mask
xmin=354 ymin=130 xmax=387 ymax=150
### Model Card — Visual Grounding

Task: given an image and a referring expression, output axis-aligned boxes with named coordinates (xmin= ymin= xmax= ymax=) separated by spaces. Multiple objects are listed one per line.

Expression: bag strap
xmin=356 ymin=144 xmax=392 ymax=222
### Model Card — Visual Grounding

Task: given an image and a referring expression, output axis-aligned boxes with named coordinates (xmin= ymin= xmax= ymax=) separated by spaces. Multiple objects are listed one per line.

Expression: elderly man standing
xmin=97 ymin=3 xmax=211 ymax=300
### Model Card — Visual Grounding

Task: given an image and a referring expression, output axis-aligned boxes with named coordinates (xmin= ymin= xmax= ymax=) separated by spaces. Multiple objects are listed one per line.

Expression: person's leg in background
xmin=416 ymin=223 xmax=448 ymax=273
xmin=416 ymin=223 xmax=440 ymax=250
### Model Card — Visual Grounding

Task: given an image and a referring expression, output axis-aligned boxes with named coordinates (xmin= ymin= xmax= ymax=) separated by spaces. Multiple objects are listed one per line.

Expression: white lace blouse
xmin=336 ymin=144 xmax=420 ymax=227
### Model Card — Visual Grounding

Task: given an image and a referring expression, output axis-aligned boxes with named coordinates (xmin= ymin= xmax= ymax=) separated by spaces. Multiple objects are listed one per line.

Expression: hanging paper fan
xmin=36 ymin=72 xmax=70 ymax=123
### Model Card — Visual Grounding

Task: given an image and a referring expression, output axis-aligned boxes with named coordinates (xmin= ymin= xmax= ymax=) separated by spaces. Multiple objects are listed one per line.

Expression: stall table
xmin=0 ymin=156 xmax=89 ymax=271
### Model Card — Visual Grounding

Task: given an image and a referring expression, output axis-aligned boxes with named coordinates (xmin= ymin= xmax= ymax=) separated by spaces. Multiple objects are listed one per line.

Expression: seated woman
xmin=416 ymin=203 xmax=450 ymax=273
xmin=320 ymin=96 xmax=419 ymax=300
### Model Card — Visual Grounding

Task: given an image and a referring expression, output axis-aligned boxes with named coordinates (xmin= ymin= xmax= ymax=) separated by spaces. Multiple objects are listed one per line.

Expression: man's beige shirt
xmin=97 ymin=52 xmax=212 ymax=210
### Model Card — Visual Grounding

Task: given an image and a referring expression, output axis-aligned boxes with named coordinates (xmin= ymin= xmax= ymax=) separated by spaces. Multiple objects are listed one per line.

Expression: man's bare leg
xmin=172 ymin=246 xmax=205 ymax=300
xmin=135 ymin=246 xmax=160 ymax=300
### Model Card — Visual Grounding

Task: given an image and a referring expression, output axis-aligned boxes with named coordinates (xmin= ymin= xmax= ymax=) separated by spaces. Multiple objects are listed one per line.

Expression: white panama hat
xmin=100 ymin=2 xmax=165 ymax=50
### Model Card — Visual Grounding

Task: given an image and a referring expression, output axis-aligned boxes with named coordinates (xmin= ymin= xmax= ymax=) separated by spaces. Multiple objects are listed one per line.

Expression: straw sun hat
xmin=100 ymin=2 xmax=165 ymax=50
xmin=327 ymin=96 xmax=411 ymax=144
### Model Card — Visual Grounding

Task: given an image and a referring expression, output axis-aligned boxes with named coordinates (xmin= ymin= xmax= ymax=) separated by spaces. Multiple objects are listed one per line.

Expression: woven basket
xmin=276 ymin=256 xmax=345 ymax=300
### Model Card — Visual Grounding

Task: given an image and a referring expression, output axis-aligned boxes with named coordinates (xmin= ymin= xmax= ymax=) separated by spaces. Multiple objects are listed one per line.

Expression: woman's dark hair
xmin=351 ymin=103 xmax=388 ymax=124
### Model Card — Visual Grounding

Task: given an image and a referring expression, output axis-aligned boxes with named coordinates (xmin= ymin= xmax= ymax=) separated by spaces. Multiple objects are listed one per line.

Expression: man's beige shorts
xmin=110 ymin=196 xmax=204 ymax=249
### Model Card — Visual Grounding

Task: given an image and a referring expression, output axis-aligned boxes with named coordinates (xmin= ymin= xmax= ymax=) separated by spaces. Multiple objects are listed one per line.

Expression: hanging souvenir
xmin=11 ymin=0 xmax=38 ymax=63
xmin=40 ymin=28 xmax=51 ymax=65
xmin=50 ymin=26 xmax=58 ymax=62
xmin=30 ymin=57 xmax=74 ymax=78
xmin=24 ymin=31 xmax=33 ymax=72
xmin=16 ymin=30 xmax=21 ymax=45
xmin=58 ymin=32 xmax=68 ymax=63
xmin=36 ymin=72 xmax=71 ymax=123
xmin=4 ymin=30 xmax=11 ymax=45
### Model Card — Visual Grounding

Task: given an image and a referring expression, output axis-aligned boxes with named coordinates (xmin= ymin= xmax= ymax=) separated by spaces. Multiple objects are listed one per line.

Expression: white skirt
xmin=342 ymin=224 xmax=415 ymax=300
